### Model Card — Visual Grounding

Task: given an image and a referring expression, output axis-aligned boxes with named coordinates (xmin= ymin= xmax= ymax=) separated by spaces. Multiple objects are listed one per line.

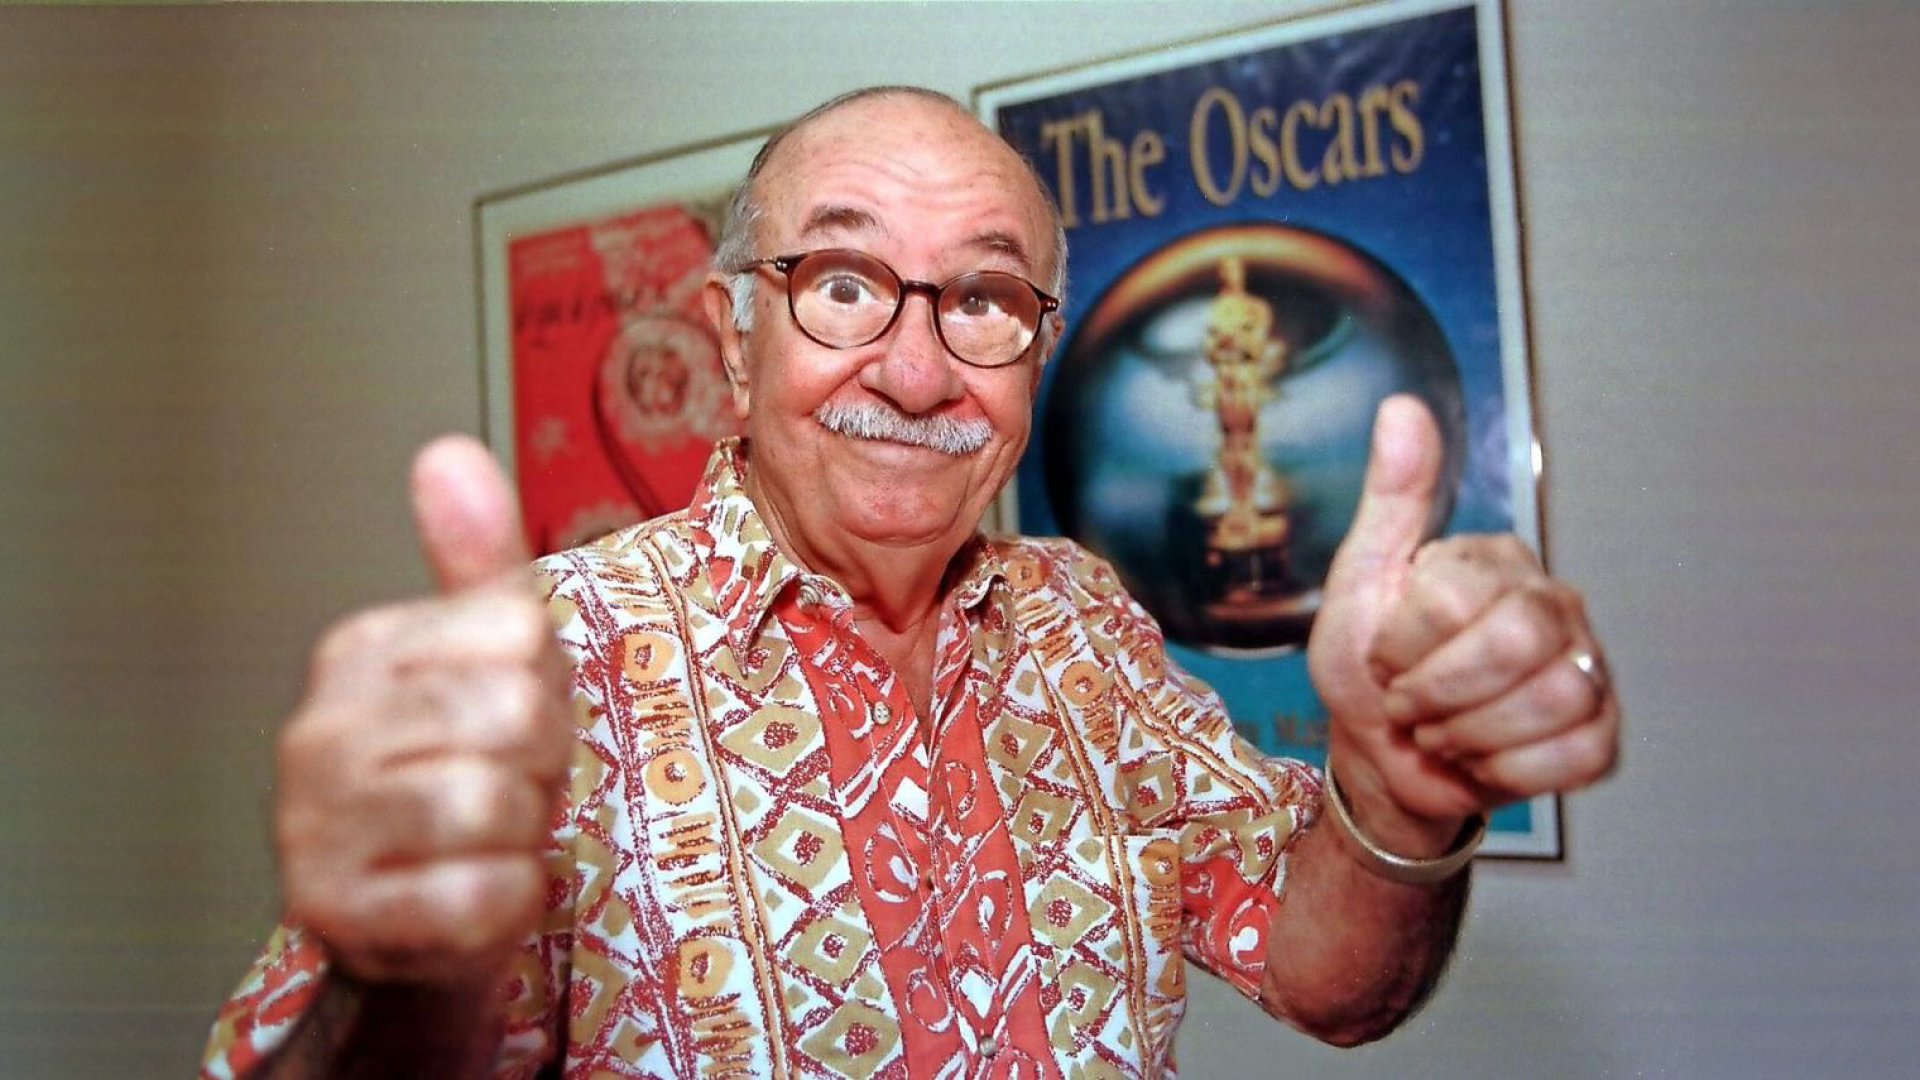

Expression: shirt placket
xmin=785 ymin=582 xmax=1044 ymax=1078
xmin=857 ymin=609 xmax=993 ymax=1069
xmin=776 ymin=588 xmax=959 ymax=1073
xmin=850 ymin=600 xmax=1018 ymax=1074
xmin=924 ymin=602 xmax=1043 ymax=1074
xmin=924 ymin=607 xmax=995 ymax=1066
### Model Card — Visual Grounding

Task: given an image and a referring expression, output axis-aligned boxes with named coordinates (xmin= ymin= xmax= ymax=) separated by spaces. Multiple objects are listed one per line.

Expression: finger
xmin=354 ymin=759 xmax=553 ymax=866
xmin=314 ymin=854 xmax=546 ymax=982
xmin=1366 ymin=534 xmax=1545 ymax=681
xmin=1407 ymin=646 xmax=1603 ymax=757
xmin=309 ymin=585 xmax=558 ymax=693
xmin=369 ymin=665 xmax=574 ymax=780
xmin=411 ymin=435 xmax=531 ymax=594
xmin=1380 ymin=582 xmax=1576 ymax=726
xmin=1323 ymin=395 xmax=1445 ymax=600
xmin=298 ymin=662 xmax=566 ymax=778
xmin=1366 ymin=552 xmax=1505 ymax=683
xmin=387 ymin=585 xmax=560 ymax=672
xmin=1333 ymin=725 xmax=1503 ymax=824
xmin=1455 ymin=703 xmax=1620 ymax=797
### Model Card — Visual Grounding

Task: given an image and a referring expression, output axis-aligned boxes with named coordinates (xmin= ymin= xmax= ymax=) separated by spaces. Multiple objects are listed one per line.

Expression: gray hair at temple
xmin=712 ymin=86 xmax=1070 ymax=335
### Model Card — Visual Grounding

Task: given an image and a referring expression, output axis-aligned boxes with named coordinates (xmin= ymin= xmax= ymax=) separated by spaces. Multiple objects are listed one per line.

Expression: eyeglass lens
xmin=785 ymin=250 xmax=1041 ymax=367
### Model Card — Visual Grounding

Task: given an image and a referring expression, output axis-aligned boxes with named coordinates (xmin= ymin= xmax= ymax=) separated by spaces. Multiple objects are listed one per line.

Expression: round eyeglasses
xmin=741 ymin=248 xmax=1060 ymax=369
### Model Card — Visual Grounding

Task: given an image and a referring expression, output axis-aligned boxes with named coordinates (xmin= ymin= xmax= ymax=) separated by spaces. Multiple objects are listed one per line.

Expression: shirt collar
xmin=684 ymin=438 xmax=811 ymax=665
xmin=948 ymin=534 xmax=1012 ymax=615
xmin=684 ymin=438 xmax=1014 ymax=664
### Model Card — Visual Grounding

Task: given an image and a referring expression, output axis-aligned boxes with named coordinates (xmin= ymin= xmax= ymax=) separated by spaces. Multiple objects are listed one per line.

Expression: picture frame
xmin=978 ymin=0 xmax=1557 ymax=857
xmin=474 ymin=128 xmax=770 ymax=555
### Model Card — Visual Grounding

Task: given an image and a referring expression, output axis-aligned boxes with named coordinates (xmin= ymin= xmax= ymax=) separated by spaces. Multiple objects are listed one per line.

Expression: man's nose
xmin=858 ymin=291 xmax=965 ymax=414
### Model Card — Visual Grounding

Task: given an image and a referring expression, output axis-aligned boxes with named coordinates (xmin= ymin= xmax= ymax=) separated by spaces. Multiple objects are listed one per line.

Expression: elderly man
xmin=202 ymin=86 xmax=1617 ymax=1078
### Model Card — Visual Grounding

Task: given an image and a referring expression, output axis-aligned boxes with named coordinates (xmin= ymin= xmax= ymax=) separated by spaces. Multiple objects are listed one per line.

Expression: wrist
xmin=1323 ymin=753 xmax=1460 ymax=857
xmin=1321 ymin=755 xmax=1484 ymax=885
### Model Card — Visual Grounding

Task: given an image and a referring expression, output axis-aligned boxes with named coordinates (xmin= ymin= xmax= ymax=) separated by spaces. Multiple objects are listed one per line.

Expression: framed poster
xmin=475 ymin=129 xmax=768 ymax=556
xmin=979 ymin=0 xmax=1558 ymax=857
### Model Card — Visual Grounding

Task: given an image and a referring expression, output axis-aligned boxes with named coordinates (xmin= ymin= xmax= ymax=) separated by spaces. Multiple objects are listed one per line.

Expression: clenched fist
xmin=1309 ymin=396 xmax=1619 ymax=854
xmin=274 ymin=436 xmax=573 ymax=985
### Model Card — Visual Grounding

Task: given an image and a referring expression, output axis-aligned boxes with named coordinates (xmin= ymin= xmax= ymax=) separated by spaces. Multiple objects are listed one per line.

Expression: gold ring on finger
xmin=1569 ymin=647 xmax=1610 ymax=700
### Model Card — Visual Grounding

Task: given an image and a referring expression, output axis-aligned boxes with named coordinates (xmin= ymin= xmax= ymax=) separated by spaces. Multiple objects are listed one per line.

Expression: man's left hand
xmin=1307 ymin=395 xmax=1619 ymax=854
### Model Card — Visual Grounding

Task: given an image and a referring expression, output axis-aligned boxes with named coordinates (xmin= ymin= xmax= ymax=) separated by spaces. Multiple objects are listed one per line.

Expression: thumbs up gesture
xmin=1307 ymin=397 xmax=1619 ymax=854
xmin=274 ymin=436 xmax=573 ymax=985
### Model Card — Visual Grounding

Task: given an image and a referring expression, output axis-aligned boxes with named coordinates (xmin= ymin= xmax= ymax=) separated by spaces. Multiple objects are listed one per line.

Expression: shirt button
xmin=873 ymin=702 xmax=892 ymax=727
xmin=980 ymin=1035 xmax=999 ymax=1058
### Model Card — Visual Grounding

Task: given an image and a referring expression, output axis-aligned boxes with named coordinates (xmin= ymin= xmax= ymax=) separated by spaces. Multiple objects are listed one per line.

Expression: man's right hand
xmin=274 ymin=435 xmax=573 ymax=986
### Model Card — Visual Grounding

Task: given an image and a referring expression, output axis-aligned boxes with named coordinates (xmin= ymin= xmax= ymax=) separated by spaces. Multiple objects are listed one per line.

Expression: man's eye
xmin=822 ymin=276 xmax=873 ymax=305
xmin=955 ymin=290 xmax=1002 ymax=317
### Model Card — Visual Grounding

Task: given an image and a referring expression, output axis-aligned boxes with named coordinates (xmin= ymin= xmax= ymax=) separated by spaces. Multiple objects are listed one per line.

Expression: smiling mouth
xmin=814 ymin=401 xmax=990 ymax=456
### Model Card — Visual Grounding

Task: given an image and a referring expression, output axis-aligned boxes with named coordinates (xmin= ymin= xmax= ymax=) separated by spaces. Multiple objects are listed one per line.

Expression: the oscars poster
xmin=476 ymin=132 xmax=766 ymax=556
xmin=979 ymin=0 xmax=1556 ymax=856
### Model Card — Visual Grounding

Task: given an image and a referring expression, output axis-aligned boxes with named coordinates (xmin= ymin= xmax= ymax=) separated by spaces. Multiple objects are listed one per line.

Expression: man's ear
xmin=702 ymin=272 xmax=753 ymax=419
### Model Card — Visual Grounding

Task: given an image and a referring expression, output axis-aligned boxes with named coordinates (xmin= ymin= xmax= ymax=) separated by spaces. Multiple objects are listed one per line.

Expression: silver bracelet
xmin=1322 ymin=757 xmax=1486 ymax=885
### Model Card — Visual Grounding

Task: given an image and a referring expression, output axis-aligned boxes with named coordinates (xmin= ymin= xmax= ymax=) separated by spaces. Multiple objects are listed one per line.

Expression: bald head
xmin=712 ymin=87 xmax=1068 ymax=331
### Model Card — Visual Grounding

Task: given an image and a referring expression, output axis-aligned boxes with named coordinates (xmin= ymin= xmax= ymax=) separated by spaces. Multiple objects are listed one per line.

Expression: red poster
xmin=505 ymin=204 xmax=741 ymax=554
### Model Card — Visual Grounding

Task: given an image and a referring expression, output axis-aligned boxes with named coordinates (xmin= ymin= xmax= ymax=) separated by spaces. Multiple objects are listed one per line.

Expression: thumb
xmin=1324 ymin=395 xmax=1444 ymax=595
xmin=410 ymin=435 xmax=532 ymax=593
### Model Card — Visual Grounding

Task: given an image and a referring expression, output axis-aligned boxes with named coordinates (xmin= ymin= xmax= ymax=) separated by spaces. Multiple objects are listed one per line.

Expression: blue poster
xmin=979 ymin=0 xmax=1554 ymax=856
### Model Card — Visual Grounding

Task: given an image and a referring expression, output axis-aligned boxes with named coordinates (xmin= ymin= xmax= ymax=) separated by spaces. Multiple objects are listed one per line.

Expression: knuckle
xmin=415 ymin=761 xmax=514 ymax=852
xmin=393 ymin=672 xmax=455 ymax=732
xmin=1532 ymin=661 xmax=1594 ymax=718
xmin=499 ymin=858 xmax=545 ymax=918
xmin=1493 ymin=588 xmax=1568 ymax=659
xmin=415 ymin=767 xmax=476 ymax=849
xmin=437 ymin=863 xmax=495 ymax=927
xmin=445 ymin=756 xmax=499 ymax=813
xmin=284 ymin=861 xmax=352 ymax=934
xmin=1483 ymin=608 xmax=1542 ymax=671
xmin=459 ymin=764 xmax=525 ymax=839
xmin=1567 ymin=724 xmax=1617 ymax=781
xmin=312 ymin=607 xmax=397 ymax=677
xmin=487 ymin=671 xmax=546 ymax=750
xmin=443 ymin=860 xmax=541 ymax=952
xmin=1418 ymin=579 xmax=1477 ymax=636
xmin=276 ymin=711 xmax=359 ymax=803
xmin=275 ymin=712 xmax=327 ymax=774
xmin=273 ymin=801 xmax=327 ymax=865
xmin=496 ymin=594 xmax=554 ymax=660
xmin=1491 ymin=533 xmax=1536 ymax=564
xmin=1512 ymin=729 xmax=1605 ymax=792
xmin=1547 ymin=579 xmax=1588 ymax=615
xmin=1515 ymin=582 xmax=1564 ymax=624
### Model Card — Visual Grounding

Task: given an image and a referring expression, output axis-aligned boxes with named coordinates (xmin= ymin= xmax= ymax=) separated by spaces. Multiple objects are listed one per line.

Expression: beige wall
xmin=3 ymin=2 xmax=1917 ymax=1076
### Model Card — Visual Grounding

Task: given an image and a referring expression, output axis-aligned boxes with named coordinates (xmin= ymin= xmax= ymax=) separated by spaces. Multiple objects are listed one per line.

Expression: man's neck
xmin=741 ymin=460 xmax=968 ymax=723
xmin=739 ymin=455 xmax=965 ymax=635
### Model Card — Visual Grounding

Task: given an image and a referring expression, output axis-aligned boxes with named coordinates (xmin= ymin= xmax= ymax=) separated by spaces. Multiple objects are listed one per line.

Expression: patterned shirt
xmin=202 ymin=439 xmax=1322 ymax=1079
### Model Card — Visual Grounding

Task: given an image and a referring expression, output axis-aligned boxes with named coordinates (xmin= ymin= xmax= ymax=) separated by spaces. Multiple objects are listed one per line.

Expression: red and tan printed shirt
xmin=202 ymin=439 xmax=1322 ymax=1079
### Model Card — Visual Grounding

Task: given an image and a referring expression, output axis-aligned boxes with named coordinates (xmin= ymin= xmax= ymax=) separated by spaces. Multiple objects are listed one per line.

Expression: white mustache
xmin=813 ymin=401 xmax=992 ymax=456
